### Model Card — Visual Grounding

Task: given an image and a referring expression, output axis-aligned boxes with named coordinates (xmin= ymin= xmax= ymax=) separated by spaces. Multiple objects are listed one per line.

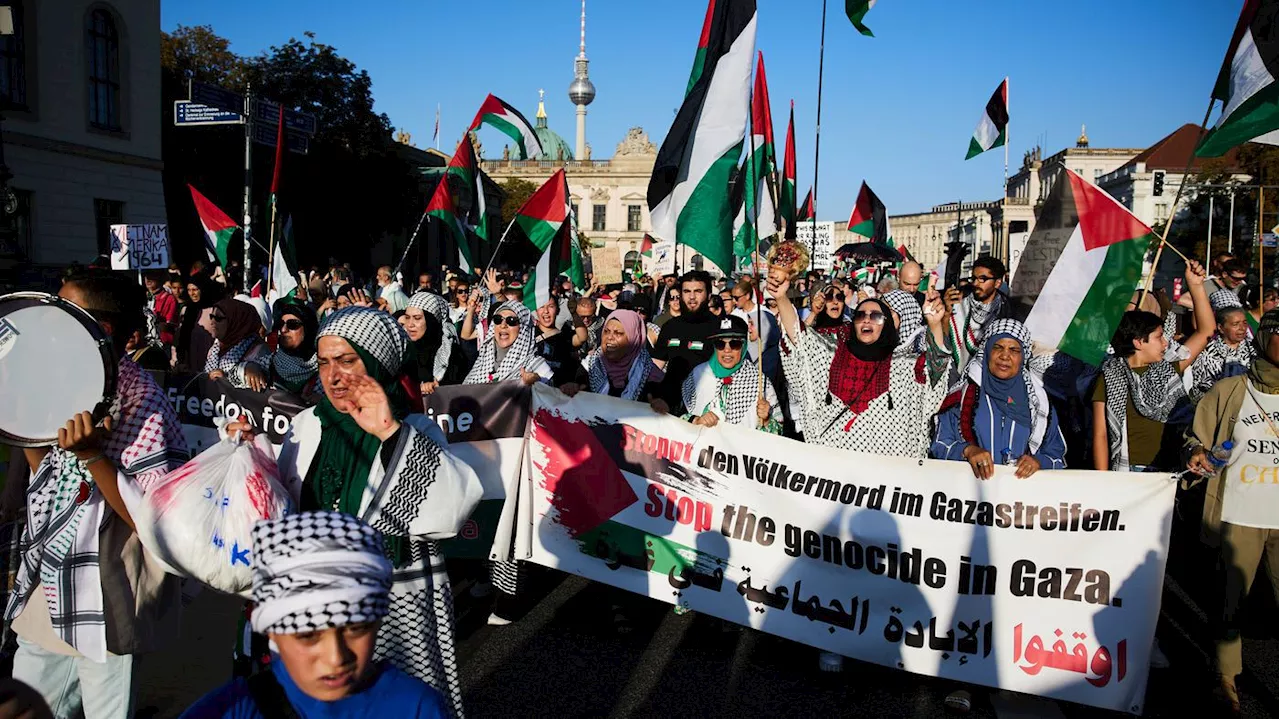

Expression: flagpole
xmin=266 ymin=200 xmax=279 ymax=297
xmin=1139 ymin=97 xmax=1217 ymax=297
xmin=479 ymin=215 xmax=520 ymax=278
xmin=393 ymin=210 xmax=430 ymax=280
xmin=810 ymin=0 xmax=828 ymax=273
xmin=1003 ymin=77 xmax=1009 ymax=266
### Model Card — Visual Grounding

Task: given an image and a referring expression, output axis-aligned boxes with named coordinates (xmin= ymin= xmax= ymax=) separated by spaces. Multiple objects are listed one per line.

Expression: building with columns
xmin=0 ymin=0 xmax=167 ymax=272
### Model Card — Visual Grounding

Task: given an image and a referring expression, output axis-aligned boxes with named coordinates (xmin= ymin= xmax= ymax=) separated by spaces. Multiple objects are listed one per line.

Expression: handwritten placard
xmin=110 ymin=224 xmax=170 ymax=271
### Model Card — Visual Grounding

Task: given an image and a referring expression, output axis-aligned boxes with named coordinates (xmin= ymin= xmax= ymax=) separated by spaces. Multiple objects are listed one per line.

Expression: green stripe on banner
xmin=439 ymin=499 xmax=505 ymax=559
xmin=576 ymin=519 xmax=718 ymax=580
xmin=1057 ymin=236 xmax=1150 ymax=365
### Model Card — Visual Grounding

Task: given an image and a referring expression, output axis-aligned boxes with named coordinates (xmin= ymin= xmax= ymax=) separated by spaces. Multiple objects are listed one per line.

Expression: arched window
xmin=0 ymin=1 xmax=27 ymax=110
xmin=623 ymin=250 xmax=640 ymax=270
xmin=691 ymin=254 xmax=704 ymax=271
xmin=86 ymin=8 xmax=121 ymax=130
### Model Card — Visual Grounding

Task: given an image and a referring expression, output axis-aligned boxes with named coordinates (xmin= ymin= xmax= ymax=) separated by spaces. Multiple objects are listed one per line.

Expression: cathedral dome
xmin=525 ymin=93 xmax=574 ymax=161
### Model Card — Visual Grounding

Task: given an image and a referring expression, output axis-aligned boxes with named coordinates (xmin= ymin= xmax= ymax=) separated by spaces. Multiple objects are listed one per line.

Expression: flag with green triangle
xmin=491 ymin=169 xmax=582 ymax=310
xmin=845 ymin=0 xmax=878 ymax=36
xmin=732 ymin=50 xmax=779 ymax=262
xmin=781 ymin=100 xmax=798 ymax=239
xmin=188 ymin=184 xmax=237 ymax=268
xmin=1196 ymin=0 xmax=1278 ymax=157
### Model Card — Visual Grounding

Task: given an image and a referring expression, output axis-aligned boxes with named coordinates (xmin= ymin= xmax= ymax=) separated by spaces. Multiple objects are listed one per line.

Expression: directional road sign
xmin=252 ymin=99 xmax=318 ymax=136
xmin=253 ymin=121 xmax=310 ymax=155
xmin=189 ymin=80 xmax=245 ymax=115
xmin=173 ymin=100 xmax=244 ymax=126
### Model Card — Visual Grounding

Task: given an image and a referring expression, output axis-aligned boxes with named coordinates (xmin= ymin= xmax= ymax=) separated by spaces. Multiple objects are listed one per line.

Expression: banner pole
xmin=393 ymin=210 xmax=430 ymax=281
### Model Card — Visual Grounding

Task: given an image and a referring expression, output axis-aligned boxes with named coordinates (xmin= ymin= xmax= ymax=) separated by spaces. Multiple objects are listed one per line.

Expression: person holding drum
xmin=3 ymin=268 xmax=188 ymax=719
xmin=204 ymin=297 xmax=270 ymax=391
xmin=226 ymin=306 xmax=482 ymax=718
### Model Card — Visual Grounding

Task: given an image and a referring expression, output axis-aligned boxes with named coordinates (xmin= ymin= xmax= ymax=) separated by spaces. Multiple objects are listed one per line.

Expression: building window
xmin=690 ymin=254 xmax=704 ymax=271
xmin=0 ymin=2 xmax=26 ymax=110
xmin=592 ymin=204 xmax=606 ymax=232
xmin=87 ymin=8 xmax=122 ymax=130
xmin=623 ymin=250 xmax=640 ymax=271
xmin=571 ymin=203 xmax=580 ymax=223
xmin=94 ymin=198 xmax=124 ymax=255
xmin=627 ymin=205 xmax=642 ymax=232
xmin=1094 ymin=168 xmax=1103 ymax=180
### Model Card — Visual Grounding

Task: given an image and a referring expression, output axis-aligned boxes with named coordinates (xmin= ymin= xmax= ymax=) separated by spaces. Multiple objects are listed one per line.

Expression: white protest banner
xmin=795 ymin=221 xmax=835 ymax=272
xmin=514 ymin=385 xmax=1173 ymax=714
xmin=650 ymin=241 xmax=676 ymax=276
xmin=590 ymin=245 xmax=623 ymax=285
xmin=110 ymin=224 xmax=170 ymax=270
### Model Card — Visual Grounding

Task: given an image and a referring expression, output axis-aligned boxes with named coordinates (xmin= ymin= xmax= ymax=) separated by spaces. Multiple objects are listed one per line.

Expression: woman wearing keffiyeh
xmin=1188 ymin=305 xmax=1256 ymax=404
xmin=568 ymin=309 xmax=664 ymax=401
xmin=461 ymin=300 xmax=552 ymax=387
xmin=205 ymin=297 xmax=270 ymax=390
xmin=932 ymin=319 xmax=1066 ymax=477
xmin=269 ymin=299 xmax=320 ymax=398
xmin=681 ymin=314 xmax=781 ymax=433
xmin=226 ymin=306 xmax=482 ymax=718
xmin=404 ymin=292 xmax=464 ymax=394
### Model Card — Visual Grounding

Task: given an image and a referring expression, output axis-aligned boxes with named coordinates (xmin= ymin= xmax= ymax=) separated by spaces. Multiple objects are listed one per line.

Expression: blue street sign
xmin=189 ymin=80 xmax=245 ymax=115
xmin=253 ymin=121 xmax=310 ymax=154
xmin=252 ymin=99 xmax=318 ymax=136
xmin=174 ymin=100 xmax=244 ymax=126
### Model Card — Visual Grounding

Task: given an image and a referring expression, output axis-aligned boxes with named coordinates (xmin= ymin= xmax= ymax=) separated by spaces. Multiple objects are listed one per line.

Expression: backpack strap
xmin=246 ymin=670 xmax=302 ymax=719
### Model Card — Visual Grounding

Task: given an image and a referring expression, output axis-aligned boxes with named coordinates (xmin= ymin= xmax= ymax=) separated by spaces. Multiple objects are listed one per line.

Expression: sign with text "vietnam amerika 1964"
xmin=510 ymin=386 xmax=1175 ymax=714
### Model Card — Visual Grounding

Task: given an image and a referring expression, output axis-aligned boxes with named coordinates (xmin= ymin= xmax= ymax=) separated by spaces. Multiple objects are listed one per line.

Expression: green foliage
xmin=498 ymin=178 xmax=540 ymax=229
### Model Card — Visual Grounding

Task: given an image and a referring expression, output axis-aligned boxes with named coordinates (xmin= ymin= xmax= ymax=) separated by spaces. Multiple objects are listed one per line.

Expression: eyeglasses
xmin=969 ymin=275 xmax=997 ymax=284
xmin=853 ymin=310 xmax=886 ymax=324
xmin=281 ymin=319 xmax=304 ymax=331
xmin=714 ymin=338 xmax=745 ymax=350
xmin=492 ymin=316 xmax=522 ymax=327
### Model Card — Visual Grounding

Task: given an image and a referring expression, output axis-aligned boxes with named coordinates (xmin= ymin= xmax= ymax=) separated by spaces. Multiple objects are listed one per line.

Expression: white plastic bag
xmin=133 ymin=433 xmax=292 ymax=595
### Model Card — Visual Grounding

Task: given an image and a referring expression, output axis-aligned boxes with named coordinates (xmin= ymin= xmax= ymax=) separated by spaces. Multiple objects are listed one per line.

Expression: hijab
xmin=407 ymin=292 xmax=457 ymax=384
xmin=601 ymin=310 xmax=645 ymax=388
xmin=178 ymin=275 xmax=223 ymax=363
xmin=272 ymin=299 xmax=318 ymax=359
xmin=847 ymin=298 xmax=899 ymax=361
xmin=979 ymin=326 xmax=1033 ymax=427
xmin=213 ymin=297 xmax=263 ymax=351
xmin=826 ymin=298 xmax=899 ymax=414
xmin=463 ymin=301 xmax=537 ymax=384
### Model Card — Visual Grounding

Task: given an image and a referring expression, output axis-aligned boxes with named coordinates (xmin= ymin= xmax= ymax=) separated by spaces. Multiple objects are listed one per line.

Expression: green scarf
xmin=310 ymin=345 xmax=412 ymax=566
xmin=710 ymin=346 xmax=746 ymax=379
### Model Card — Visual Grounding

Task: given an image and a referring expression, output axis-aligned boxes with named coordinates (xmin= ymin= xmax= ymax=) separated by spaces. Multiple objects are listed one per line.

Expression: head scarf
xmin=271 ymin=300 xmax=319 ymax=393
xmin=178 ymin=275 xmax=224 ymax=357
xmin=464 ymin=301 xmax=538 ymax=384
xmin=882 ymin=290 xmax=924 ymax=350
xmin=600 ymin=310 xmax=645 ymax=387
xmin=407 ymin=292 xmax=457 ymax=384
xmin=1209 ymin=288 xmax=1244 ymax=312
xmin=709 ymin=314 xmax=749 ymax=379
xmin=381 ymin=281 xmax=410 ymax=314
xmin=215 ymin=297 xmax=263 ymax=350
xmin=235 ymin=294 xmax=271 ymax=334
xmin=250 ymin=511 xmax=393 ymax=635
xmin=825 ymin=299 xmax=899 ymax=415
xmin=311 ymin=308 xmax=413 ymax=565
xmin=976 ymin=320 xmax=1034 ymax=427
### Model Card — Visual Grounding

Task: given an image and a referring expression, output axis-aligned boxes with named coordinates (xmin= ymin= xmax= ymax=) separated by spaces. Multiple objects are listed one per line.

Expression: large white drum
xmin=0 ymin=292 xmax=117 ymax=446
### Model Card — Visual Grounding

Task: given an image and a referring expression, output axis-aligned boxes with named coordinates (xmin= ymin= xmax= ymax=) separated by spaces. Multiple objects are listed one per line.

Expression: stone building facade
xmin=1 ymin=0 xmax=166 ymax=268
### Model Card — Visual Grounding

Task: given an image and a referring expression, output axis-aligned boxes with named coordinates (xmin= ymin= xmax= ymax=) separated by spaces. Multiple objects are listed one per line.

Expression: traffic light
xmin=1153 ymin=170 xmax=1165 ymax=197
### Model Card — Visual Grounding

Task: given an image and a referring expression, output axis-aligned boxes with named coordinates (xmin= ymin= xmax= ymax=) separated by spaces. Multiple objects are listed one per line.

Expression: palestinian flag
xmin=732 ymin=50 xmax=779 ymax=262
xmin=845 ymin=0 xmax=878 ymax=36
xmin=468 ymin=93 xmax=544 ymax=160
xmin=966 ymin=78 xmax=1009 ymax=160
xmin=269 ymin=215 xmax=299 ymax=303
xmin=1196 ymin=0 xmax=1278 ymax=157
xmin=781 ymin=100 xmax=798 ymax=239
xmin=847 ymin=181 xmax=890 ymax=245
xmin=426 ymin=163 xmax=471 ymax=271
xmin=640 ymin=234 xmax=655 ymax=258
xmin=797 ymin=187 xmax=814 ymax=221
xmin=188 ymin=184 xmax=237 ymax=268
xmin=492 ymin=170 xmax=582 ymax=310
xmin=1016 ymin=171 xmax=1153 ymax=366
xmin=648 ymin=0 xmax=757 ymax=275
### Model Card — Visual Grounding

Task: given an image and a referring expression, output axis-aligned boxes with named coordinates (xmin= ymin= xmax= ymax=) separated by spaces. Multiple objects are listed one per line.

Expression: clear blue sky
xmin=162 ymin=0 xmax=1239 ymax=220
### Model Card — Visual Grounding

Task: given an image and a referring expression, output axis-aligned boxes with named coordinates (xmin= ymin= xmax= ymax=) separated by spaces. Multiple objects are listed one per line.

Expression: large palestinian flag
xmin=648 ymin=0 xmax=757 ymax=275
xmin=1014 ymin=171 xmax=1153 ymax=366
xmin=491 ymin=170 xmax=583 ymax=310
xmin=732 ymin=50 xmax=779 ymax=262
xmin=846 ymin=181 xmax=890 ymax=245
xmin=188 ymin=184 xmax=237 ymax=268
xmin=468 ymin=94 xmax=544 ymax=160
xmin=965 ymin=78 xmax=1009 ymax=160
xmin=1196 ymin=0 xmax=1278 ymax=157
xmin=845 ymin=0 xmax=878 ymax=36
xmin=432 ymin=135 xmax=491 ymax=271
xmin=797 ymin=187 xmax=814 ymax=221
xmin=425 ymin=158 xmax=470 ymax=272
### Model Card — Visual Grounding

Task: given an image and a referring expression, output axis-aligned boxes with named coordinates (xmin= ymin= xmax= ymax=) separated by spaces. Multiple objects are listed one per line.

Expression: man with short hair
xmin=719 ymin=288 xmax=736 ymax=315
xmin=180 ymin=512 xmax=448 ymax=718
xmin=730 ymin=278 xmax=780 ymax=379
xmin=1217 ymin=259 xmax=1249 ymax=296
xmin=568 ymin=297 xmax=604 ymax=359
xmin=943 ymin=255 xmax=1010 ymax=367
xmin=651 ymin=270 xmax=720 ymax=414
xmin=899 ymin=261 xmax=925 ymax=305
xmin=8 ymin=269 xmax=188 ymax=719
xmin=1204 ymin=252 xmax=1236 ymax=294
xmin=417 ymin=272 xmax=435 ymax=294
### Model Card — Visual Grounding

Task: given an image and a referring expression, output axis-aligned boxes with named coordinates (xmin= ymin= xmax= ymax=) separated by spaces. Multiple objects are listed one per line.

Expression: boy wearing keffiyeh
xmin=7 ymin=270 xmax=188 ymax=719
xmin=181 ymin=512 xmax=447 ymax=718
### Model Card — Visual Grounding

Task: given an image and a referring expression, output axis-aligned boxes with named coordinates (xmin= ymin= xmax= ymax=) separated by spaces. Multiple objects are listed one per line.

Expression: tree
xmin=498 ymin=178 xmax=539 ymax=229
xmin=161 ymin=25 xmax=245 ymax=86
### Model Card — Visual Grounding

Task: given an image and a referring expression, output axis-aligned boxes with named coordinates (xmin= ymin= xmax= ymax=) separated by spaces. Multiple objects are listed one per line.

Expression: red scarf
xmin=827 ymin=325 xmax=891 ymax=416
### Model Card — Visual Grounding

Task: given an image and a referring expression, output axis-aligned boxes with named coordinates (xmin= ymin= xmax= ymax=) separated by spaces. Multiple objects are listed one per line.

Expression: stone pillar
xmin=576 ymin=104 xmax=587 ymax=160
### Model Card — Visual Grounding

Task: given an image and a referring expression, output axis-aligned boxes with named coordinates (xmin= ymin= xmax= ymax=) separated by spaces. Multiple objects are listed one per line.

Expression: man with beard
xmin=650 ymin=270 xmax=719 ymax=415
xmin=943 ymin=255 xmax=1010 ymax=368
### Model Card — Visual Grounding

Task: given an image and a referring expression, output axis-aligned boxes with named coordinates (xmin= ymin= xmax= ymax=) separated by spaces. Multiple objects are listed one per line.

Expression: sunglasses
xmin=455 ymin=288 xmax=469 ymax=294
xmin=280 ymin=319 xmax=304 ymax=331
xmin=491 ymin=315 xmax=522 ymax=327
xmin=853 ymin=310 xmax=886 ymax=324
xmin=210 ymin=313 xmax=226 ymax=322
xmin=714 ymin=338 xmax=745 ymax=350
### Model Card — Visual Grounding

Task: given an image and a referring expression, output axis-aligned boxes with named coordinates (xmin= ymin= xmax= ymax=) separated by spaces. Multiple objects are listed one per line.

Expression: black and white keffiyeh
xmin=1100 ymin=356 xmax=1187 ymax=470
xmin=585 ymin=347 xmax=657 ymax=400
xmin=950 ymin=291 xmax=1007 ymax=362
xmin=409 ymin=292 xmax=458 ymax=380
xmin=1209 ymin=288 xmax=1243 ymax=312
xmin=250 ymin=511 xmax=393 ymax=635
xmin=883 ymin=289 xmax=924 ymax=354
xmin=204 ymin=337 xmax=265 ymax=387
xmin=464 ymin=301 xmax=537 ymax=384
xmin=1190 ymin=337 xmax=1256 ymax=402
xmin=681 ymin=358 xmax=781 ymax=429
xmin=272 ymin=351 xmax=319 ymax=390
xmin=318 ymin=306 xmax=410 ymax=376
